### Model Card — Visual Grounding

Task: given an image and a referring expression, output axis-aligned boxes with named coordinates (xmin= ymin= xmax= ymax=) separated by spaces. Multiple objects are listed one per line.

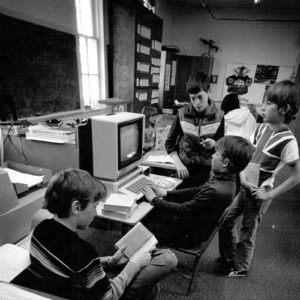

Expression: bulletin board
xmin=0 ymin=13 xmax=80 ymax=119
xmin=222 ymin=63 xmax=293 ymax=105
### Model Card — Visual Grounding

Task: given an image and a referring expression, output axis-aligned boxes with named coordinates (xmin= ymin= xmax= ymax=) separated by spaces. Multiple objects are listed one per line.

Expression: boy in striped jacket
xmin=218 ymin=80 xmax=300 ymax=277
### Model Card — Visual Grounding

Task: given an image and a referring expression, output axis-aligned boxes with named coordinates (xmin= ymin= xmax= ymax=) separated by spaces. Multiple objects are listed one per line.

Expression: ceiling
xmin=161 ymin=0 xmax=300 ymax=22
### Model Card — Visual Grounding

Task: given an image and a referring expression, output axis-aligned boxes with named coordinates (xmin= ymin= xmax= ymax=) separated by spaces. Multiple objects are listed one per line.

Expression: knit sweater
xmin=151 ymin=172 xmax=236 ymax=247
xmin=30 ymin=219 xmax=140 ymax=300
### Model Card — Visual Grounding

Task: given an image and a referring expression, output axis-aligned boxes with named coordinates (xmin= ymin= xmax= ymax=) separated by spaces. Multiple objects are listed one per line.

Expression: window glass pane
xmin=79 ymin=37 xmax=88 ymax=74
xmin=75 ymin=0 xmax=82 ymax=34
xmin=87 ymin=38 xmax=99 ymax=75
xmin=89 ymin=75 xmax=100 ymax=108
xmin=78 ymin=0 xmax=93 ymax=36
xmin=82 ymin=75 xmax=90 ymax=106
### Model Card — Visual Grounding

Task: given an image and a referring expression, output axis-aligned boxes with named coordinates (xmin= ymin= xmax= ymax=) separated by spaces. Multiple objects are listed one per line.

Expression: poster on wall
xmin=223 ymin=63 xmax=293 ymax=105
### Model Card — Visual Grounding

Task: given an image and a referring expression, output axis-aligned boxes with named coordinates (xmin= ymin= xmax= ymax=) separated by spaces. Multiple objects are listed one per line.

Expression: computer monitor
xmin=78 ymin=112 xmax=144 ymax=181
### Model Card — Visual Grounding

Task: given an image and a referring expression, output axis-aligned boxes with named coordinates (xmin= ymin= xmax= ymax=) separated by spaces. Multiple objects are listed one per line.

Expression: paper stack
xmin=101 ymin=193 xmax=137 ymax=219
xmin=26 ymin=125 xmax=75 ymax=144
xmin=2 ymin=167 xmax=44 ymax=188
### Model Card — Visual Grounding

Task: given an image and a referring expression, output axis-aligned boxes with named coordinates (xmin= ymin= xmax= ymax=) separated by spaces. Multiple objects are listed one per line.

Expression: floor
xmin=28 ymin=170 xmax=300 ymax=299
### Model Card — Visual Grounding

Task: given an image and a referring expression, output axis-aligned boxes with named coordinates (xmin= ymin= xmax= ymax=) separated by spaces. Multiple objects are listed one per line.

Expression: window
xmin=75 ymin=0 xmax=107 ymax=109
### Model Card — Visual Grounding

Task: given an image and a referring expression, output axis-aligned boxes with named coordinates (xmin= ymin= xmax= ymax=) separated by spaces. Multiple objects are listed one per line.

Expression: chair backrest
xmin=177 ymin=207 xmax=229 ymax=254
xmin=204 ymin=207 xmax=229 ymax=247
xmin=174 ymin=207 xmax=230 ymax=296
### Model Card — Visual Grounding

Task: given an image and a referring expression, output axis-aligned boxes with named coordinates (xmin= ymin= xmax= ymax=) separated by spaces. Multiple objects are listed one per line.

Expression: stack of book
xmin=101 ymin=193 xmax=137 ymax=220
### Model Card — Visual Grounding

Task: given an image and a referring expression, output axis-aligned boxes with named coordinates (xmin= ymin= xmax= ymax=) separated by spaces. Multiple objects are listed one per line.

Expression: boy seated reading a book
xmin=142 ymin=136 xmax=254 ymax=249
xmin=24 ymin=168 xmax=177 ymax=300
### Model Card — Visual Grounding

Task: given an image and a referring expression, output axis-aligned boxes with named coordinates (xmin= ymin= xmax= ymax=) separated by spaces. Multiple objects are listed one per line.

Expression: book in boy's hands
xmin=115 ymin=222 xmax=158 ymax=258
xmin=103 ymin=193 xmax=137 ymax=213
xmin=244 ymin=162 xmax=260 ymax=187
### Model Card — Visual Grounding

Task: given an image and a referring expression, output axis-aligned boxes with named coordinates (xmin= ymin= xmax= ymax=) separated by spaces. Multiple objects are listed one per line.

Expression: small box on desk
xmin=1 ymin=161 xmax=52 ymax=195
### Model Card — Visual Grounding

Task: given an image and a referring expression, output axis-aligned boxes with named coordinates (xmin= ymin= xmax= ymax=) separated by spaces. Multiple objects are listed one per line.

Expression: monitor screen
xmin=120 ymin=123 xmax=139 ymax=163
xmin=119 ymin=118 xmax=143 ymax=170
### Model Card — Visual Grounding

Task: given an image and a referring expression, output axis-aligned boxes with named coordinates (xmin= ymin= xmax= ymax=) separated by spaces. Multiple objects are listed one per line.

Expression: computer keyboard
xmin=119 ymin=174 xmax=176 ymax=200
xmin=126 ymin=176 xmax=152 ymax=194
xmin=154 ymin=178 xmax=175 ymax=190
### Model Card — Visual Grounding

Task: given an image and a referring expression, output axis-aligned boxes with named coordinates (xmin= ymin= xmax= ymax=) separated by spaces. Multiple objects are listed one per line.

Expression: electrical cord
xmin=3 ymin=123 xmax=14 ymax=145
xmin=19 ymin=134 xmax=28 ymax=164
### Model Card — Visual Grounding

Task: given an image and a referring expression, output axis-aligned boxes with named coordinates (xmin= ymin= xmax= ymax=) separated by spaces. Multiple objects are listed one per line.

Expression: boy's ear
xmin=279 ymin=104 xmax=291 ymax=116
xmin=71 ymin=200 xmax=81 ymax=215
xmin=222 ymin=157 xmax=230 ymax=168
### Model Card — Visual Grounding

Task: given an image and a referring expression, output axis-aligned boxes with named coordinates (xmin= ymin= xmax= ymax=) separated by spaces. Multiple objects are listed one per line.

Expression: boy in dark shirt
xmin=22 ymin=168 xmax=177 ymax=300
xmin=142 ymin=136 xmax=254 ymax=249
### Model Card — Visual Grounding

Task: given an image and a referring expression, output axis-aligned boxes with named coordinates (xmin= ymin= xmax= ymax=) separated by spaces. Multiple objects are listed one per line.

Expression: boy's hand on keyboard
xmin=141 ymin=185 xmax=157 ymax=203
xmin=151 ymin=184 xmax=167 ymax=197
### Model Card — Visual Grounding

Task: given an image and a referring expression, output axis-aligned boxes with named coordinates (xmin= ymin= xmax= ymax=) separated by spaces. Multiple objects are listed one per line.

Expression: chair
xmin=174 ymin=208 xmax=229 ymax=295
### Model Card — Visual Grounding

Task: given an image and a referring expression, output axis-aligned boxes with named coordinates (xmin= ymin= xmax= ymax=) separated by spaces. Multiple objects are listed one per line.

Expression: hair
xmin=221 ymin=93 xmax=240 ymax=115
xmin=141 ymin=106 xmax=158 ymax=127
xmin=216 ymin=136 xmax=254 ymax=173
xmin=45 ymin=168 xmax=107 ymax=218
xmin=186 ymin=71 xmax=210 ymax=94
xmin=265 ymin=80 xmax=299 ymax=124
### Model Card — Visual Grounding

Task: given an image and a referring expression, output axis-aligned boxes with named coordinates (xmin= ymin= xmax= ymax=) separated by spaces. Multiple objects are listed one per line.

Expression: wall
xmin=0 ymin=0 xmax=76 ymax=33
xmin=155 ymin=4 xmax=300 ymax=103
xmin=110 ymin=0 xmax=136 ymax=111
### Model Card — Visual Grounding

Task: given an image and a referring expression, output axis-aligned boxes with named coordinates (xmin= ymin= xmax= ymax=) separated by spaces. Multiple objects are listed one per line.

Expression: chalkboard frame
xmin=0 ymin=13 xmax=81 ymax=119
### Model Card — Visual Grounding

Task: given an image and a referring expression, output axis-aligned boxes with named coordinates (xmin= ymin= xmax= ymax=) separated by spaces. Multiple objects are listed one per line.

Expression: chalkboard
xmin=0 ymin=13 xmax=80 ymax=119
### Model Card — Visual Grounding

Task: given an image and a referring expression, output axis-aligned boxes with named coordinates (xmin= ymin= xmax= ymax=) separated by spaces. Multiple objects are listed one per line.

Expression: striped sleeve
xmin=281 ymin=138 xmax=299 ymax=164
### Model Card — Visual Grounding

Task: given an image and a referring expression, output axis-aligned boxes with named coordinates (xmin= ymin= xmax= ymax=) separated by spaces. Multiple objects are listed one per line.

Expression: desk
xmin=1 ymin=281 xmax=67 ymax=299
xmin=96 ymin=173 xmax=182 ymax=233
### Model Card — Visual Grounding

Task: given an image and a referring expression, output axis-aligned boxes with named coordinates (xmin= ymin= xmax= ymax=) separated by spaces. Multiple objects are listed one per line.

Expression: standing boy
xmin=25 ymin=168 xmax=177 ymax=300
xmin=165 ymin=71 xmax=221 ymax=187
xmin=218 ymin=80 xmax=300 ymax=277
xmin=142 ymin=136 xmax=254 ymax=249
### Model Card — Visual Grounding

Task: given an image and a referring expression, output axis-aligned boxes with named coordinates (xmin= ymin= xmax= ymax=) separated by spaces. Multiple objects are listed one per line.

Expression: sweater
xmin=151 ymin=172 xmax=236 ymax=247
xmin=30 ymin=219 xmax=140 ymax=300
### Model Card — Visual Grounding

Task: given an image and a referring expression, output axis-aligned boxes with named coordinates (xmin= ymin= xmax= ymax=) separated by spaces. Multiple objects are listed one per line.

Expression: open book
xmin=144 ymin=151 xmax=174 ymax=164
xmin=115 ymin=222 xmax=158 ymax=258
xmin=244 ymin=162 xmax=260 ymax=187
xmin=0 ymin=244 xmax=30 ymax=282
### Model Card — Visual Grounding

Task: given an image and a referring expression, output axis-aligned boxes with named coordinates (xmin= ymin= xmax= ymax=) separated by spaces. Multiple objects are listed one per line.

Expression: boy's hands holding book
xmin=115 ymin=222 xmax=158 ymax=269
xmin=130 ymin=247 xmax=153 ymax=269
xmin=109 ymin=245 xmax=129 ymax=266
